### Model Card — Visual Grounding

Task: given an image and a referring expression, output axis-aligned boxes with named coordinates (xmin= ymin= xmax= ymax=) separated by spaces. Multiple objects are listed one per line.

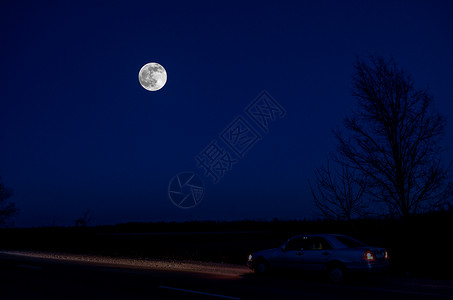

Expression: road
xmin=1 ymin=251 xmax=453 ymax=300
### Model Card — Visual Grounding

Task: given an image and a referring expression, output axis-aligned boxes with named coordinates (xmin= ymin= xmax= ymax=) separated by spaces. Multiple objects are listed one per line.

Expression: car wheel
xmin=327 ymin=263 xmax=346 ymax=283
xmin=254 ymin=259 xmax=269 ymax=275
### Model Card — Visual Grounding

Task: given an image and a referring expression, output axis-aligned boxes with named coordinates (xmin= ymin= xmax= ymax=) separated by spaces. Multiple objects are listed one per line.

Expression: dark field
xmin=1 ymin=210 xmax=453 ymax=279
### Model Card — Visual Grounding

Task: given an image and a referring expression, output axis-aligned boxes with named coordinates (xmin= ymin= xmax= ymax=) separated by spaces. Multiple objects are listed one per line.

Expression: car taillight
xmin=363 ymin=250 xmax=375 ymax=261
xmin=384 ymin=250 xmax=389 ymax=260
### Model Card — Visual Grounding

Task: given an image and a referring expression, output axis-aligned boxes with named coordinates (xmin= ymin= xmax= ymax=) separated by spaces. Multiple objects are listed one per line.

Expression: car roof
xmin=287 ymin=233 xmax=357 ymax=248
xmin=290 ymin=233 xmax=347 ymax=238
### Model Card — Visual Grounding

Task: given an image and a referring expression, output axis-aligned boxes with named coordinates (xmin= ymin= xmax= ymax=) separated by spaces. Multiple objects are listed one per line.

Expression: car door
xmin=300 ymin=237 xmax=333 ymax=271
xmin=275 ymin=236 xmax=308 ymax=269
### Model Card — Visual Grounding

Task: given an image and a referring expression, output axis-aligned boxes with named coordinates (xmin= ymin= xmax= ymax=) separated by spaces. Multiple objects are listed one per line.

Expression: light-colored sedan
xmin=247 ymin=234 xmax=389 ymax=283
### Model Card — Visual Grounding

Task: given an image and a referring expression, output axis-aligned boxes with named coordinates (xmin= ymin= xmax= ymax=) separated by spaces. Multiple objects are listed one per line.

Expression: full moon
xmin=138 ymin=62 xmax=167 ymax=91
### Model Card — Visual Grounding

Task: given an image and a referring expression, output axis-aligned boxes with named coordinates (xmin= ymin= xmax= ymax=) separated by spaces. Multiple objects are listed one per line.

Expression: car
xmin=247 ymin=234 xmax=389 ymax=283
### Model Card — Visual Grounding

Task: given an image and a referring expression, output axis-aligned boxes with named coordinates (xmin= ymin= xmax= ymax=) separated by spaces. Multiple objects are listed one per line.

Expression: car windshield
xmin=335 ymin=235 xmax=366 ymax=248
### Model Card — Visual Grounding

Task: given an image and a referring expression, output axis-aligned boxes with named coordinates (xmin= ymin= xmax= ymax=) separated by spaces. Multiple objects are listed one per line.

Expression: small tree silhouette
xmin=0 ymin=177 xmax=17 ymax=227
xmin=74 ymin=210 xmax=92 ymax=227
xmin=310 ymin=154 xmax=369 ymax=223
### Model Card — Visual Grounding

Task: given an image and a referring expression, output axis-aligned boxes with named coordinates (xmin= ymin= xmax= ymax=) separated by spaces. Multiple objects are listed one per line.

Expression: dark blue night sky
xmin=1 ymin=0 xmax=452 ymax=227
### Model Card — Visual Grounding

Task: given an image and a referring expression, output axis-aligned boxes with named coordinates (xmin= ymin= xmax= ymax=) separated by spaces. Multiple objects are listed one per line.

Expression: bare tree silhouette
xmin=334 ymin=56 xmax=452 ymax=217
xmin=310 ymin=155 xmax=369 ymax=222
xmin=0 ymin=177 xmax=17 ymax=227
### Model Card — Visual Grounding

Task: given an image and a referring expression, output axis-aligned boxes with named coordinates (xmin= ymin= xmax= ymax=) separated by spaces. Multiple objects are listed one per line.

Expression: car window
xmin=284 ymin=237 xmax=307 ymax=251
xmin=306 ymin=237 xmax=333 ymax=250
xmin=335 ymin=235 xmax=366 ymax=248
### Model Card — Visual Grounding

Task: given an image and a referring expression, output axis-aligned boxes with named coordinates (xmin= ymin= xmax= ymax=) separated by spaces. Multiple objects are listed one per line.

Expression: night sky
xmin=1 ymin=0 xmax=452 ymax=227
